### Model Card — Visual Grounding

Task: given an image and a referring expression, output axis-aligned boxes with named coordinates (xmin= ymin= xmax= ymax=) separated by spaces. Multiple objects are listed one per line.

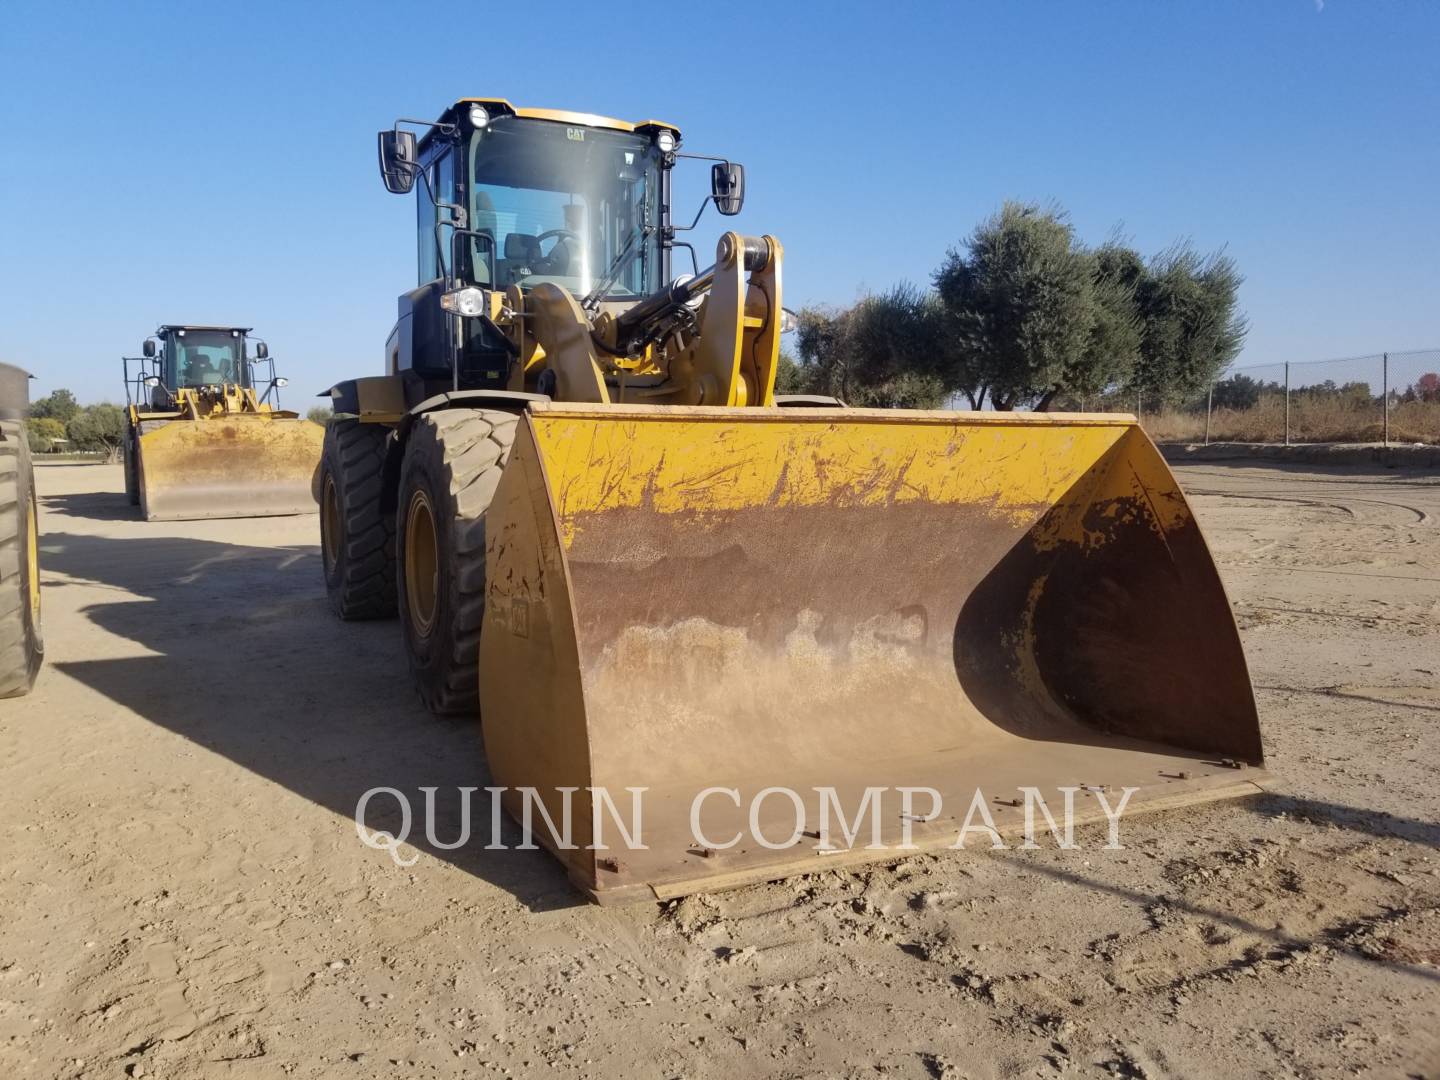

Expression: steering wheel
xmin=532 ymin=229 xmax=580 ymax=275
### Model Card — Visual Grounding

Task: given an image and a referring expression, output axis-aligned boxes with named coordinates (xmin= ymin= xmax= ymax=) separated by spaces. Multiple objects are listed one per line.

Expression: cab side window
xmin=416 ymin=160 xmax=438 ymax=284
xmin=435 ymin=152 xmax=454 ymax=279
xmin=416 ymin=150 xmax=457 ymax=285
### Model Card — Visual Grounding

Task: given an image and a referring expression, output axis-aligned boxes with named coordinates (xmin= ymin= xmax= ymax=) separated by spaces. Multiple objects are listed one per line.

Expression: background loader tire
xmin=320 ymin=419 xmax=397 ymax=620
xmin=396 ymin=408 xmax=516 ymax=716
xmin=0 ymin=421 xmax=43 ymax=697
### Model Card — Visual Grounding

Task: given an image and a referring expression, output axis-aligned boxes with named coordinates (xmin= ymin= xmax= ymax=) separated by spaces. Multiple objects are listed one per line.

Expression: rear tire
xmin=0 ymin=422 xmax=43 ymax=697
xmin=396 ymin=408 xmax=516 ymax=716
xmin=320 ymin=419 xmax=397 ymax=620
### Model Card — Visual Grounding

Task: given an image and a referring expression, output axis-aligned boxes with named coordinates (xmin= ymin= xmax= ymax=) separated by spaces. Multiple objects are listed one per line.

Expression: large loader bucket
xmin=480 ymin=403 xmax=1267 ymax=904
xmin=135 ymin=415 xmax=325 ymax=521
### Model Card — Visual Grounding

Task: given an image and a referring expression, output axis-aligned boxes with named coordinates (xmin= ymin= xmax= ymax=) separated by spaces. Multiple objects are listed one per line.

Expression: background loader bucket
xmin=136 ymin=416 xmax=325 ymax=521
xmin=480 ymin=403 xmax=1267 ymax=903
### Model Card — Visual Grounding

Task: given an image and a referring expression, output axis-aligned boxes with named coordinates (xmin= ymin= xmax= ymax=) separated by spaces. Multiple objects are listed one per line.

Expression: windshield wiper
xmin=582 ymin=221 xmax=654 ymax=313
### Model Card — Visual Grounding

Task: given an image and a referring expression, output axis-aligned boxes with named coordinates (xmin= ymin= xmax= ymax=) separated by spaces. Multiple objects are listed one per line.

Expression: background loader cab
xmin=133 ymin=326 xmax=282 ymax=411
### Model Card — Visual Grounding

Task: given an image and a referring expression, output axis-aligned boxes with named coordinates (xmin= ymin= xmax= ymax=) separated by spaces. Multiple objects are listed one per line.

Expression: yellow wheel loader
xmin=0 ymin=362 xmax=43 ymax=697
xmin=323 ymin=98 xmax=1268 ymax=903
xmin=123 ymin=326 xmax=325 ymax=521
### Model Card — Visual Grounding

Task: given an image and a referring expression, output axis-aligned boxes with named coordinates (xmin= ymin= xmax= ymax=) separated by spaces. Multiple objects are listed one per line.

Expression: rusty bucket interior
xmin=479 ymin=403 xmax=1267 ymax=903
xmin=136 ymin=415 xmax=325 ymax=521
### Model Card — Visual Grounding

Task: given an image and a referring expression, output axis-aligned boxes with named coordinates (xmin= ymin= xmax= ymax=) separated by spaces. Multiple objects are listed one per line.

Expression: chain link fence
xmin=1137 ymin=349 xmax=1440 ymax=446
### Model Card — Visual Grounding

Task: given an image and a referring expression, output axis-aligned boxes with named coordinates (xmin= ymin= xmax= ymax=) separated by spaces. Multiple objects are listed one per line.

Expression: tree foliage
xmin=793 ymin=286 xmax=946 ymax=408
xmin=1130 ymin=244 xmax=1248 ymax=403
xmin=65 ymin=404 xmax=127 ymax=460
xmin=1410 ymin=372 xmax=1440 ymax=404
xmin=1066 ymin=244 xmax=1144 ymax=404
xmin=933 ymin=202 xmax=1096 ymax=410
xmin=25 ymin=417 xmax=66 ymax=452
xmin=773 ymin=351 xmax=805 ymax=395
xmin=782 ymin=200 xmax=1246 ymax=411
xmin=1209 ymin=373 xmax=1271 ymax=410
xmin=31 ymin=389 xmax=79 ymax=423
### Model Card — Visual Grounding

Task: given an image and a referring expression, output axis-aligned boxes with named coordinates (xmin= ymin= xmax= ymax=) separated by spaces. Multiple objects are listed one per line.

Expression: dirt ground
xmin=2 ymin=460 xmax=1438 ymax=1080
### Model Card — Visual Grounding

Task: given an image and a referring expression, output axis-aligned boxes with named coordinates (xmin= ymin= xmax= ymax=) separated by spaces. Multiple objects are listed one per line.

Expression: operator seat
xmin=500 ymin=233 xmax=542 ymax=286
xmin=186 ymin=357 xmax=221 ymax=386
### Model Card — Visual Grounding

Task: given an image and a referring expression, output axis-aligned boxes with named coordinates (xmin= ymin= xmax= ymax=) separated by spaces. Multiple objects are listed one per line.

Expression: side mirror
xmin=378 ymin=129 xmax=417 ymax=195
xmin=255 ymin=341 xmax=269 ymax=359
xmin=711 ymin=162 xmax=745 ymax=216
xmin=142 ymin=339 xmax=156 ymax=358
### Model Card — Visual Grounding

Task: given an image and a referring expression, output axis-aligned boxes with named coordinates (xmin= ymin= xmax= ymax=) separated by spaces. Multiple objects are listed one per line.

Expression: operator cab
xmin=378 ymin=99 xmax=693 ymax=403
xmin=134 ymin=326 xmax=271 ymax=410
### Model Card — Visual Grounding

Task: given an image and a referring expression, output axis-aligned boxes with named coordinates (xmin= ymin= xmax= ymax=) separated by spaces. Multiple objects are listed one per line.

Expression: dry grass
xmin=1141 ymin=396 xmax=1440 ymax=445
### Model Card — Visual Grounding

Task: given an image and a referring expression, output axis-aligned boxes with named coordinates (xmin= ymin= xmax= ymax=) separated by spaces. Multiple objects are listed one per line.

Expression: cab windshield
xmin=165 ymin=330 xmax=246 ymax=388
xmin=466 ymin=118 xmax=661 ymax=299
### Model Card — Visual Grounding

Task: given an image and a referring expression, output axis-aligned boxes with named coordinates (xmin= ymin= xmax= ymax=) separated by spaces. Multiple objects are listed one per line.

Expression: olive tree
xmin=1130 ymin=244 xmax=1247 ymax=403
xmin=933 ymin=202 xmax=1098 ymax=410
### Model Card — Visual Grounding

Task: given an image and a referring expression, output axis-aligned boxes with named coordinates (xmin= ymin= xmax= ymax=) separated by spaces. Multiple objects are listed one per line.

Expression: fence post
xmin=1284 ymin=361 xmax=1291 ymax=446
xmin=1205 ymin=382 xmax=1213 ymax=446
xmin=1382 ymin=352 xmax=1389 ymax=447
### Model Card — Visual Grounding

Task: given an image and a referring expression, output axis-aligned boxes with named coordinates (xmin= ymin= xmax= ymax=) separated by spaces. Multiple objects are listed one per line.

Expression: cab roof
xmin=157 ymin=325 xmax=253 ymax=334
xmin=420 ymin=98 xmax=680 ymax=151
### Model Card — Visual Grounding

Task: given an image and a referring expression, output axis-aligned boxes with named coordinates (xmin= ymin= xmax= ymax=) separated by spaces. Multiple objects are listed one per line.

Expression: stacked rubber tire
xmin=0 ymin=419 xmax=43 ymax=697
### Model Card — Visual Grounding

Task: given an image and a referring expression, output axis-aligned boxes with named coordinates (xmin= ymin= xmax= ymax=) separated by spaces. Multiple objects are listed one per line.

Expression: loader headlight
xmin=274 ymin=377 xmax=289 ymax=388
xmin=143 ymin=376 xmax=160 ymax=387
xmin=440 ymin=286 xmax=487 ymax=317
xmin=468 ymin=104 xmax=490 ymax=129
xmin=655 ymin=129 xmax=676 ymax=153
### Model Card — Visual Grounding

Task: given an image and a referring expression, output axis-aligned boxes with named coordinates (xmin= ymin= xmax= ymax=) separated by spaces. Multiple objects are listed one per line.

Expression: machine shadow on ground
xmin=41 ymin=491 xmax=138 ymax=522
xmin=33 ymin=465 xmax=136 ymax=521
xmin=44 ymin=530 xmax=581 ymax=912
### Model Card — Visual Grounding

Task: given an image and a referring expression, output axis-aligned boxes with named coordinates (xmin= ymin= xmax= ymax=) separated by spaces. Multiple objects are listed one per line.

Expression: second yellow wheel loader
xmin=123 ymin=325 xmax=325 ymax=521
xmin=322 ymin=98 xmax=1268 ymax=903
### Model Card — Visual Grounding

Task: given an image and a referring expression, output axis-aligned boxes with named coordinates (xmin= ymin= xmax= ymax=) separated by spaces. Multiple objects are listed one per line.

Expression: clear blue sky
xmin=2 ymin=0 xmax=1436 ymax=403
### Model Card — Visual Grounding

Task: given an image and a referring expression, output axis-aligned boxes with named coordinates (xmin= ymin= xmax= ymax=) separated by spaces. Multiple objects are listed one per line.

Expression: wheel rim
xmin=321 ymin=473 xmax=341 ymax=573
xmin=25 ymin=494 xmax=39 ymax=624
xmin=404 ymin=488 xmax=439 ymax=638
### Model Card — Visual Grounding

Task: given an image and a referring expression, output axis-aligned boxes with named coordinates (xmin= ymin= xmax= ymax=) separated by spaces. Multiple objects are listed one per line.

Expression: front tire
xmin=0 ymin=422 xmax=43 ymax=697
xmin=396 ymin=409 xmax=516 ymax=715
xmin=320 ymin=420 xmax=397 ymax=620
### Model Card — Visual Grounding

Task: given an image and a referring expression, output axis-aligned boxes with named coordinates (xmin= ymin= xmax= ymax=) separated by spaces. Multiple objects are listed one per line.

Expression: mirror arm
xmin=395 ymin=118 xmax=459 ymax=139
xmin=670 ymin=240 xmax=700 ymax=277
xmin=670 ymin=196 xmax=711 ymax=235
xmin=674 ymin=151 xmax=734 ymax=167
xmin=669 ymin=153 xmax=743 ymax=228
